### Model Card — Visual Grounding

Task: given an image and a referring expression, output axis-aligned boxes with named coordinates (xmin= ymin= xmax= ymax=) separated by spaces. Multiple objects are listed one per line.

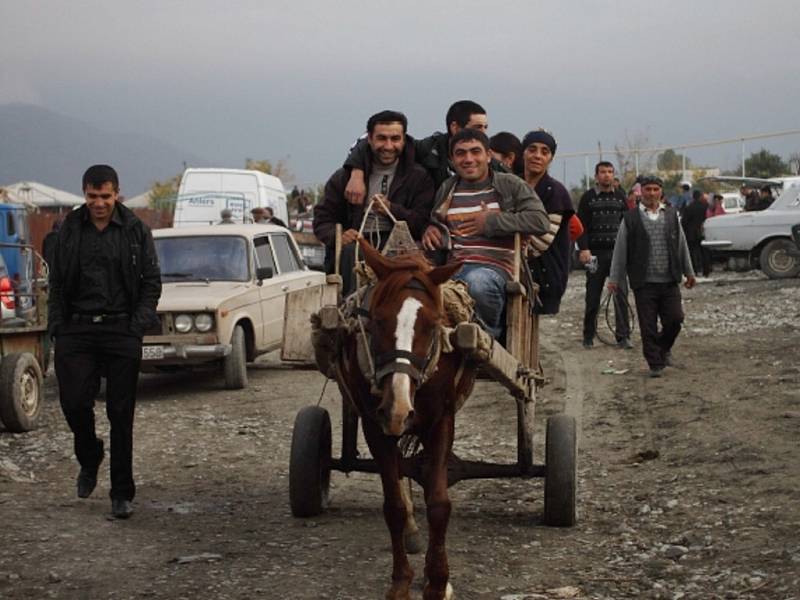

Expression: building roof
xmin=0 ymin=181 xmax=84 ymax=208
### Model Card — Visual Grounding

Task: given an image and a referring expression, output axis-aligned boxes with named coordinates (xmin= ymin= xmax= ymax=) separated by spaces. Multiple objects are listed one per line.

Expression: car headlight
xmin=194 ymin=313 xmax=214 ymax=332
xmin=174 ymin=314 xmax=193 ymax=333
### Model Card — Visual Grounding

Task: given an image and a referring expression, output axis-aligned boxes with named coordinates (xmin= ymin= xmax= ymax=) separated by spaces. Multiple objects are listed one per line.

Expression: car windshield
xmin=155 ymin=236 xmax=249 ymax=282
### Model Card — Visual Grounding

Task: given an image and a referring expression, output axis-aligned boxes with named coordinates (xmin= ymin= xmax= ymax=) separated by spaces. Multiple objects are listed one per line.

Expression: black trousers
xmin=55 ymin=322 xmax=142 ymax=501
xmin=687 ymin=238 xmax=711 ymax=277
xmin=632 ymin=283 xmax=684 ymax=369
xmin=583 ymin=254 xmax=631 ymax=341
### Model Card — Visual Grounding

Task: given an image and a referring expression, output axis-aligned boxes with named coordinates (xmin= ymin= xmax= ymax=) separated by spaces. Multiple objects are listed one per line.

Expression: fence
xmin=556 ymin=128 xmax=800 ymax=187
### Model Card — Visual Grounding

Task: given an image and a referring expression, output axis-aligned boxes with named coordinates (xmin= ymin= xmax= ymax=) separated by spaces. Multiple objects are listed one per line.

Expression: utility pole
xmin=741 ymin=140 xmax=746 ymax=176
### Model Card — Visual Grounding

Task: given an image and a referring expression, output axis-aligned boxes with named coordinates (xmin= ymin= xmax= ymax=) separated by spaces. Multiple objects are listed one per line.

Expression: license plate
xmin=142 ymin=345 xmax=165 ymax=360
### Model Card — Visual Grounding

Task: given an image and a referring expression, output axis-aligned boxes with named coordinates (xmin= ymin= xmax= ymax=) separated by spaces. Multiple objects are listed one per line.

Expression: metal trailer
xmin=0 ymin=243 xmax=48 ymax=433
xmin=287 ymin=233 xmax=578 ymax=527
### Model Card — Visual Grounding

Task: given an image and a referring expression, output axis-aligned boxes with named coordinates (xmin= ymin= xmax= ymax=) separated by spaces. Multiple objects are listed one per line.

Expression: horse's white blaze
xmin=391 ymin=297 xmax=422 ymax=407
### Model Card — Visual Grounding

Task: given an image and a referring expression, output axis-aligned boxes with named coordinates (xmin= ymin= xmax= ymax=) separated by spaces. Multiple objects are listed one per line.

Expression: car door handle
xmin=281 ymin=285 xmax=289 ymax=292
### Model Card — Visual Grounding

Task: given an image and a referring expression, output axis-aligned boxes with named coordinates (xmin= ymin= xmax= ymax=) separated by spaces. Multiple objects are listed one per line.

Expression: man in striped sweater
xmin=422 ymin=129 xmax=550 ymax=339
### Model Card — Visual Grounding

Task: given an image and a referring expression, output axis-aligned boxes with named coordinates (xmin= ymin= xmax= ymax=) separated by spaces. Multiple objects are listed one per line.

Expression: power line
xmin=558 ymin=128 xmax=800 ymax=159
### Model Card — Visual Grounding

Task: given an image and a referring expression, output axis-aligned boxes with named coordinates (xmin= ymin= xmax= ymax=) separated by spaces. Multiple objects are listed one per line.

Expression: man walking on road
xmin=576 ymin=161 xmax=631 ymax=349
xmin=49 ymin=164 xmax=162 ymax=519
xmin=608 ymin=175 xmax=695 ymax=378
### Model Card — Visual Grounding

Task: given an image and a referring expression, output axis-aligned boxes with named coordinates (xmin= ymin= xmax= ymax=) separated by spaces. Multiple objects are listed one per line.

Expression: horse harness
xmin=353 ymin=278 xmax=442 ymax=393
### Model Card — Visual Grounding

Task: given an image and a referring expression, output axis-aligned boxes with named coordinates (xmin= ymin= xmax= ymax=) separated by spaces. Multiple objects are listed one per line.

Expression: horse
xmin=335 ymin=238 xmax=476 ymax=599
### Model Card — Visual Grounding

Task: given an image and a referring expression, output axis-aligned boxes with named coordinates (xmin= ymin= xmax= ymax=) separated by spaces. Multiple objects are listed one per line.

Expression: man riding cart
xmin=290 ymin=122 xmax=576 ymax=600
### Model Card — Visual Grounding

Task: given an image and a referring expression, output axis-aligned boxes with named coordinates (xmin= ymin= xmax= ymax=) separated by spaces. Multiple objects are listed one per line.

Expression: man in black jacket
xmin=681 ymin=189 xmax=709 ymax=276
xmin=313 ymin=110 xmax=434 ymax=295
xmin=342 ymin=100 xmax=492 ymax=202
xmin=49 ymin=164 xmax=161 ymax=519
xmin=577 ymin=161 xmax=632 ymax=348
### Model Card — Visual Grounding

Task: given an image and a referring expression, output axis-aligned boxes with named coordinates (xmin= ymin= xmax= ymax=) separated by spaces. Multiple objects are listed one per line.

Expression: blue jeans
xmin=454 ymin=263 xmax=508 ymax=339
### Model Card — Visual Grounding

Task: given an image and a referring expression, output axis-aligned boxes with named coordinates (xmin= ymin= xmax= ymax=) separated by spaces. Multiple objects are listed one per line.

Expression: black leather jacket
xmin=48 ymin=203 xmax=162 ymax=337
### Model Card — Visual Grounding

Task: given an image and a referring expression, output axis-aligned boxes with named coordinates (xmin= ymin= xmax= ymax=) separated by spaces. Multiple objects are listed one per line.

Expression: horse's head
xmin=358 ymin=238 xmax=461 ymax=436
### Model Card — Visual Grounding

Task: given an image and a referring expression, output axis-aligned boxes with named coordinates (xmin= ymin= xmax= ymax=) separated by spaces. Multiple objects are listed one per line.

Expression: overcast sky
xmin=3 ymin=0 xmax=799 ymax=189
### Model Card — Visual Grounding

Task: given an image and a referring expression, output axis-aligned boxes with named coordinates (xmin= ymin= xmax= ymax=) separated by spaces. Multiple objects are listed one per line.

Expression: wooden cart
xmin=287 ymin=234 xmax=578 ymax=526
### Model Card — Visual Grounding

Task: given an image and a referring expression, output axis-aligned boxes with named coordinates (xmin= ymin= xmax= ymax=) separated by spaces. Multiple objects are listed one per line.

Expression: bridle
xmin=357 ymin=277 xmax=441 ymax=392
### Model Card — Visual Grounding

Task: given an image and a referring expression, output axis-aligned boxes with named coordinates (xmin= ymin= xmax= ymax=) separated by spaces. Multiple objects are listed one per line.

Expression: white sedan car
xmin=141 ymin=224 xmax=326 ymax=388
xmin=703 ymin=184 xmax=800 ymax=278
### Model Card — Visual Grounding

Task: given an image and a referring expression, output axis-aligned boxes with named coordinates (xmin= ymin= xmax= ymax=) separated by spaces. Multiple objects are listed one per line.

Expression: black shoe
xmin=77 ymin=440 xmax=104 ymax=499
xmin=582 ymin=337 xmax=594 ymax=349
xmin=618 ymin=337 xmax=634 ymax=350
xmin=649 ymin=367 xmax=664 ymax=378
xmin=111 ymin=498 xmax=133 ymax=519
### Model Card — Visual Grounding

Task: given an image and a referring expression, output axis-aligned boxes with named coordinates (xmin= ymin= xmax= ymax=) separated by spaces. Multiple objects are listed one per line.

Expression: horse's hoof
xmin=404 ymin=530 xmax=424 ymax=555
xmin=385 ymin=584 xmax=411 ymax=600
xmin=422 ymin=582 xmax=453 ymax=600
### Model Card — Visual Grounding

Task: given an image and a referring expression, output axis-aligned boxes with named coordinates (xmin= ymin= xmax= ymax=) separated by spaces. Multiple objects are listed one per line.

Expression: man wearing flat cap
xmin=608 ymin=175 xmax=695 ymax=378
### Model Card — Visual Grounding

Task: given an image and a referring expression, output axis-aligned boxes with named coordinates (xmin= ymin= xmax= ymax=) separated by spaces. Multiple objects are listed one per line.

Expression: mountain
xmin=0 ymin=103 xmax=208 ymax=196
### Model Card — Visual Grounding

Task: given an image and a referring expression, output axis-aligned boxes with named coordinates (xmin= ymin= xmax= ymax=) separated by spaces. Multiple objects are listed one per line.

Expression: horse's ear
xmin=427 ymin=261 xmax=462 ymax=286
xmin=358 ymin=237 xmax=392 ymax=280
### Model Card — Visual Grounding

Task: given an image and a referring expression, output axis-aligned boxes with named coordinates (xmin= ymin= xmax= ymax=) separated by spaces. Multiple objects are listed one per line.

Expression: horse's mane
xmin=370 ymin=255 xmax=442 ymax=316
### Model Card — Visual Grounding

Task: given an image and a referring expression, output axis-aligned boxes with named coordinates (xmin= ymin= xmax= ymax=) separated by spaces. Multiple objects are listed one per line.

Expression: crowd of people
xmin=310 ymin=100 xmax=703 ymax=379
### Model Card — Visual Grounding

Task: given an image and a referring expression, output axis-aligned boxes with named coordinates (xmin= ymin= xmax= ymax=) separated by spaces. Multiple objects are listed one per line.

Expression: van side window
xmin=272 ymin=234 xmax=302 ymax=273
xmin=6 ymin=213 xmax=15 ymax=237
xmin=254 ymin=236 xmax=276 ymax=274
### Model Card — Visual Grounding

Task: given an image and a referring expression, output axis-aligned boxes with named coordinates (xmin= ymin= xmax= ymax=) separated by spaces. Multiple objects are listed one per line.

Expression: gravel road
xmin=1 ymin=270 xmax=798 ymax=600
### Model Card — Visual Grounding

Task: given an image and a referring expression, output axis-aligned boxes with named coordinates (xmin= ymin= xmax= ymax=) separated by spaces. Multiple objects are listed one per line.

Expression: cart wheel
xmin=289 ymin=406 xmax=332 ymax=517
xmin=0 ymin=353 xmax=44 ymax=433
xmin=543 ymin=414 xmax=577 ymax=527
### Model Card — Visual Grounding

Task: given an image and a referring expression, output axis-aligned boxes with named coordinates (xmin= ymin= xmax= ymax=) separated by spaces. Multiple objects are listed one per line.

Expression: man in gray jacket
xmin=608 ymin=175 xmax=695 ymax=377
xmin=421 ymin=129 xmax=549 ymax=338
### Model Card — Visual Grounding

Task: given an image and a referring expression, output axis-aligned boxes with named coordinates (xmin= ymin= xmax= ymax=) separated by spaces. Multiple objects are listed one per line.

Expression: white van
xmin=173 ymin=168 xmax=289 ymax=227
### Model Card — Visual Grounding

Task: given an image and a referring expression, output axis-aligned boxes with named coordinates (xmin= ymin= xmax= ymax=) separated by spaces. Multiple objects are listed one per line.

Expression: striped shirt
xmin=446 ymin=179 xmax=515 ymax=277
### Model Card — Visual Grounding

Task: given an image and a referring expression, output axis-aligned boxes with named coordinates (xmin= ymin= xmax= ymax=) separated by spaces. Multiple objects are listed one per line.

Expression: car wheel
xmin=760 ymin=239 xmax=800 ymax=279
xmin=0 ymin=352 xmax=43 ymax=432
xmin=223 ymin=325 xmax=248 ymax=389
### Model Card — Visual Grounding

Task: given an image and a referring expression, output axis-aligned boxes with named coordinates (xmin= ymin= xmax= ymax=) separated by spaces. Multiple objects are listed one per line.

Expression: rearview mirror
xmin=256 ymin=266 xmax=273 ymax=281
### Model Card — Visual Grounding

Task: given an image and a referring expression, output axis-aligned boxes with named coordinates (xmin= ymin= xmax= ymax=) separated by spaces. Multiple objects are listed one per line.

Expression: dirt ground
xmin=1 ymin=270 xmax=799 ymax=600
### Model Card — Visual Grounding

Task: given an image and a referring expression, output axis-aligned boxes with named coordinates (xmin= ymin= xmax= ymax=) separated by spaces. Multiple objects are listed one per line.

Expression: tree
xmin=613 ymin=129 xmax=656 ymax=182
xmin=657 ymin=149 xmax=691 ymax=171
xmin=148 ymin=174 xmax=181 ymax=209
xmin=745 ymin=149 xmax=788 ymax=178
xmin=569 ymin=175 xmax=593 ymax=204
xmin=244 ymin=157 xmax=295 ymax=183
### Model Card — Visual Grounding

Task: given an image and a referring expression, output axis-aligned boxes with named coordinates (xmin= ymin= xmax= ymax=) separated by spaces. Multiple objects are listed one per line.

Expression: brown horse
xmin=336 ymin=238 xmax=475 ymax=599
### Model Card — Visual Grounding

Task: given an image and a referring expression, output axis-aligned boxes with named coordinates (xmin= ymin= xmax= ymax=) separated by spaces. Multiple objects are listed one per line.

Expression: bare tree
xmin=614 ymin=129 xmax=656 ymax=182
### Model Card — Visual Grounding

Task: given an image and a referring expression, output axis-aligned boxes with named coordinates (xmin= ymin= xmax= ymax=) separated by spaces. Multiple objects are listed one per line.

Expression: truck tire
xmin=0 ymin=353 xmax=43 ymax=433
xmin=223 ymin=325 xmax=248 ymax=389
xmin=760 ymin=239 xmax=800 ymax=279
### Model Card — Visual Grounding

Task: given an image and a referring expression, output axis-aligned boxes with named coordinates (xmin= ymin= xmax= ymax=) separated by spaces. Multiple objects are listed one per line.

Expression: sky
xmin=3 ymin=0 xmax=800 ymax=190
